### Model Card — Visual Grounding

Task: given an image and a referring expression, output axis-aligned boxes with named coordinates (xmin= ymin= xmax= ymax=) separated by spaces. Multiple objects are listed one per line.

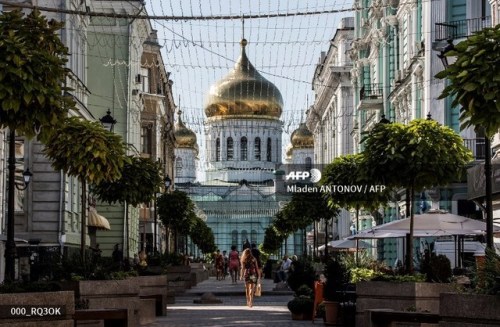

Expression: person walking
xmin=228 ymin=245 xmax=240 ymax=283
xmin=240 ymin=248 xmax=261 ymax=308
xmin=214 ymin=250 xmax=224 ymax=281
xmin=250 ymin=243 xmax=262 ymax=275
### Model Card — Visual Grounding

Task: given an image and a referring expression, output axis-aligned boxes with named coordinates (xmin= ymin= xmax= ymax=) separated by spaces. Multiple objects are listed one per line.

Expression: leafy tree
xmin=92 ymin=156 xmax=162 ymax=206
xmin=0 ymin=9 xmax=74 ymax=280
xmin=262 ymin=223 xmax=285 ymax=254
xmin=362 ymin=119 xmax=472 ymax=272
xmin=190 ymin=217 xmax=216 ymax=255
xmin=322 ymin=154 xmax=391 ymax=260
xmin=0 ymin=9 xmax=74 ymax=140
xmin=44 ymin=117 xmax=129 ymax=258
xmin=436 ymin=25 xmax=500 ymax=250
xmin=157 ymin=190 xmax=197 ymax=253
xmin=436 ymin=24 xmax=500 ymax=136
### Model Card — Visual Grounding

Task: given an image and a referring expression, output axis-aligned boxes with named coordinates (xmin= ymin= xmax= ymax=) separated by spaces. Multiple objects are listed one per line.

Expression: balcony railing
xmin=360 ymin=83 xmax=383 ymax=100
xmin=435 ymin=16 xmax=491 ymax=41
xmin=463 ymin=138 xmax=486 ymax=160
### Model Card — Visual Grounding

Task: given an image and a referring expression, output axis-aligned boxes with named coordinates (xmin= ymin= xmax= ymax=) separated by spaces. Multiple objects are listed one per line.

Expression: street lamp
xmin=437 ymin=39 xmax=455 ymax=68
xmin=164 ymin=175 xmax=172 ymax=191
xmin=5 ymin=131 xmax=34 ymax=281
xmin=99 ymin=109 xmax=117 ymax=132
xmin=438 ymin=40 xmax=494 ymax=250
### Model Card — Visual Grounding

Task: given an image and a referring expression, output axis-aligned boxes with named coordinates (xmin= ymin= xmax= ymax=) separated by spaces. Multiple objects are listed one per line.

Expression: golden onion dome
xmin=291 ymin=123 xmax=314 ymax=148
xmin=285 ymin=143 xmax=293 ymax=159
xmin=204 ymin=39 xmax=283 ymax=119
xmin=174 ymin=111 xmax=197 ymax=148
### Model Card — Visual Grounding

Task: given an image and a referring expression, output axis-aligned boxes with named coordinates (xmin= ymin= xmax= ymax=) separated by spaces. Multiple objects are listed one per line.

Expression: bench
xmin=369 ymin=309 xmax=441 ymax=327
xmin=73 ymin=308 xmax=128 ymax=327
xmin=140 ymin=294 xmax=164 ymax=316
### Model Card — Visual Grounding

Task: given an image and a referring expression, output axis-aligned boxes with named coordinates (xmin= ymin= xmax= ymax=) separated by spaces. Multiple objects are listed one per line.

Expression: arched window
xmin=266 ymin=137 xmax=272 ymax=162
xmin=215 ymin=138 xmax=220 ymax=161
xmin=241 ymin=230 xmax=248 ymax=246
xmin=175 ymin=157 xmax=183 ymax=175
xmin=227 ymin=137 xmax=234 ymax=160
xmin=251 ymin=230 xmax=258 ymax=244
xmin=254 ymin=137 xmax=261 ymax=161
xmin=231 ymin=230 xmax=238 ymax=247
xmin=240 ymin=137 xmax=248 ymax=160
xmin=305 ymin=157 xmax=312 ymax=171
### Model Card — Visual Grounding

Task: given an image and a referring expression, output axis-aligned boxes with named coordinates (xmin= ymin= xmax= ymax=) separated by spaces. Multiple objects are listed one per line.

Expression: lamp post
xmin=157 ymin=175 xmax=172 ymax=254
xmin=5 ymin=130 xmax=33 ymax=281
xmin=99 ymin=109 xmax=117 ymax=132
xmin=438 ymin=41 xmax=494 ymax=250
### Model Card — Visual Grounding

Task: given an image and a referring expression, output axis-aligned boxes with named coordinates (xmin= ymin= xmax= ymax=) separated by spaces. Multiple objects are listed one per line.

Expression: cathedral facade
xmin=174 ymin=39 xmax=307 ymax=255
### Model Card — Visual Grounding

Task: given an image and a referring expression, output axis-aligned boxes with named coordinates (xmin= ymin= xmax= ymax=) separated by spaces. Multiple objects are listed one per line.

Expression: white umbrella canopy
xmin=317 ymin=239 xmax=372 ymax=251
xmin=348 ymin=210 xmax=500 ymax=240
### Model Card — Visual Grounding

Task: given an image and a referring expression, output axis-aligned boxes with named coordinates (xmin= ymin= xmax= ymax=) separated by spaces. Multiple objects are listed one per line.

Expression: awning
xmin=88 ymin=208 xmax=111 ymax=230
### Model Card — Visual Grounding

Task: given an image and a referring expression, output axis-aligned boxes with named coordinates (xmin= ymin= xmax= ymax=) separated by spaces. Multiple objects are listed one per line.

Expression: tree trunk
xmin=125 ymin=203 xmax=129 ymax=262
xmin=80 ymin=178 xmax=87 ymax=260
xmin=484 ymin=135 xmax=494 ymax=250
xmin=324 ymin=218 xmax=329 ymax=260
xmin=406 ymin=185 xmax=415 ymax=273
xmin=355 ymin=206 xmax=360 ymax=266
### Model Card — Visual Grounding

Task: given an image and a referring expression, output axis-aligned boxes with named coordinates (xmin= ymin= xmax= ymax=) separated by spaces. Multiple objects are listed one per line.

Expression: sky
xmin=145 ymin=0 xmax=354 ymax=175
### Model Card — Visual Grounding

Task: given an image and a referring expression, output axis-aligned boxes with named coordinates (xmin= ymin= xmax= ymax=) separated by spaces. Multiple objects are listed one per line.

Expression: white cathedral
xmin=173 ymin=39 xmax=314 ymax=255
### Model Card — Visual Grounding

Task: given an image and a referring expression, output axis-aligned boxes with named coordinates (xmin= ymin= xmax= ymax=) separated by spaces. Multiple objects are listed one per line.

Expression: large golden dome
xmin=204 ymin=39 xmax=283 ymax=119
xmin=174 ymin=111 xmax=197 ymax=148
xmin=291 ymin=123 xmax=314 ymax=148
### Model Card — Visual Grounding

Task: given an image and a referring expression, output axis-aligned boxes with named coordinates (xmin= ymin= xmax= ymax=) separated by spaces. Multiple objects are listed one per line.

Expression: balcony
xmin=358 ymin=83 xmax=384 ymax=111
xmin=435 ymin=16 xmax=491 ymax=42
xmin=463 ymin=138 xmax=486 ymax=161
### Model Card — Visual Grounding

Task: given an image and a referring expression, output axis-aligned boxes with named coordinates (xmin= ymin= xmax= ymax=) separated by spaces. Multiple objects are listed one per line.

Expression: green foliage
xmin=0 ymin=9 xmax=74 ymax=140
xmin=323 ymin=257 xmax=349 ymax=301
xmin=436 ymin=24 xmax=500 ymax=137
xmin=189 ymin=216 xmax=216 ymax=254
xmin=157 ymin=190 xmax=195 ymax=233
xmin=287 ymin=258 xmax=316 ymax=292
xmin=362 ymin=119 xmax=472 ymax=191
xmin=350 ymin=267 xmax=382 ymax=283
xmin=475 ymin=248 xmax=500 ymax=295
xmin=372 ymin=273 xmax=426 ymax=283
xmin=421 ymin=254 xmax=452 ymax=283
xmin=321 ymin=154 xmax=391 ymax=211
xmin=287 ymin=295 xmax=314 ymax=315
xmin=44 ymin=117 xmax=129 ymax=184
xmin=262 ymin=223 xmax=286 ymax=254
xmin=295 ymin=284 xmax=314 ymax=298
xmin=92 ymin=156 xmax=162 ymax=206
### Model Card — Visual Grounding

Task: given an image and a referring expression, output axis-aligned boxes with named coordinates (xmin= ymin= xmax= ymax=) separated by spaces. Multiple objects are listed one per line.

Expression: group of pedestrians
xmin=213 ymin=240 xmax=263 ymax=307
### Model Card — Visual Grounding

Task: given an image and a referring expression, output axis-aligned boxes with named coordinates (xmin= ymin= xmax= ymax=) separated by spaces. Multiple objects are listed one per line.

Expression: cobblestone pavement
xmin=145 ymin=276 xmax=319 ymax=326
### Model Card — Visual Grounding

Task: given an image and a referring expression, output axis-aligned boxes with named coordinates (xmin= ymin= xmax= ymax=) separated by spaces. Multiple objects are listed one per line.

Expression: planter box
xmin=77 ymin=280 xmax=140 ymax=327
xmin=439 ymin=293 xmax=500 ymax=327
xmin=0 ymin=291 xmax=74 ymax=327
xmin=356 ymin=281 xmax=454 ymax=327
xmin=131 ymin=275 xmax=169 ymax=316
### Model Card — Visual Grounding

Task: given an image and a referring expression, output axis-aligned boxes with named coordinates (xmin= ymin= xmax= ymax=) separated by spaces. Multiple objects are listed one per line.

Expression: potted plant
xmin=287 ymin=295 xmax=314 ymax=320
xmin=323 ymin=257 xmax=348 ymax=325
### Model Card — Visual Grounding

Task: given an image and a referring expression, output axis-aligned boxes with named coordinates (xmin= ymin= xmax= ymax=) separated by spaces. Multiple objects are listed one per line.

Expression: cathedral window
xmin=266 ymin=137 xmax=272 ymax=162
xmin=254 ymin=137 xmax=261 ymax=161
xmin=176 ymin=157 xmax=183 ymax=175
xmin=241 ymin=230 xmax=248 ymax=246
xmin=216 ymin=138 xmax=220 ymax=161
xmin=227 ymin=137 xmax=234 ymax=160
xmin=240 ymin=137 xmax=248 ymax=160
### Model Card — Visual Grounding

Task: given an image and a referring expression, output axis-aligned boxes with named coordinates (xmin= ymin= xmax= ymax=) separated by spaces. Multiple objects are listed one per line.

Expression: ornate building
xmin=175 ymin=39 xmax=302 ymax=255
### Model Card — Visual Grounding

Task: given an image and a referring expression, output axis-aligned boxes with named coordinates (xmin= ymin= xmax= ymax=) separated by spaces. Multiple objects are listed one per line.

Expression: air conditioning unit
xmin=135 ymin=74 xmax=142 ymax=84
